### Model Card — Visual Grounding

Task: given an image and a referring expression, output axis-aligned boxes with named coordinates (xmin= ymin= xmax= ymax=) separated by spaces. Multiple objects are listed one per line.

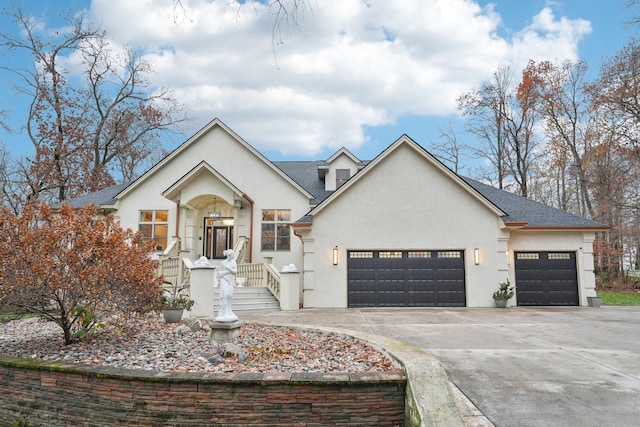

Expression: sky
xmin=0 ymin=0 xmax=636 ymax=168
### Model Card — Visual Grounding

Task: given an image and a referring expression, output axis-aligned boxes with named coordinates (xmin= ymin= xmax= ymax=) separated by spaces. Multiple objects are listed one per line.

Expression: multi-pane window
xmin=379 ymin=251 xmax=402 ymax=258
xmin=139 ymin=210 xmax=169 ymax=250
xmin=548 ymin=253 xmax=571 ymax=260
xmin=336 ymin=169 xmax=350 ymax=188
xmin=517 ymin=253 xmax=539 ymax=260
xmin=261 ymin=209 xmax=291 ymax=251
xmin=350 ymin=251 xmax=373 ymax=259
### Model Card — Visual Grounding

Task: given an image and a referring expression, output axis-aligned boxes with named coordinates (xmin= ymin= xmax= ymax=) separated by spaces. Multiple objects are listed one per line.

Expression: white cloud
xmin=87 ymin=0 xmax=591 ymax=156
xmin=509 ymin=7 xmax=592 ymax=67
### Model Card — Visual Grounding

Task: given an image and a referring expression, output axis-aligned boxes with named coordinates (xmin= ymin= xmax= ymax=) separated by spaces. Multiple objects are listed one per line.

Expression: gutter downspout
xmin=291 ymin=224 xmax=310 ymax=309
xmin=175 ymin=201 xmax=180 ymax=237
xmin=242 ymin=193 xmax=254 ymax=263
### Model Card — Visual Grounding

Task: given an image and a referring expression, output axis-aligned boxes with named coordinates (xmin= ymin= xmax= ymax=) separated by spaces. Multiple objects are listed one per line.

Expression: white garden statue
xmin=215 ymin=249 xmax=238 ymax=322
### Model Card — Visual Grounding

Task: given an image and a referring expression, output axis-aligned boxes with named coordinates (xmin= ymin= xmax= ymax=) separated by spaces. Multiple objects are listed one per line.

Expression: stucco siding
xmin=324 ymin=153 xmax=360 ymax=191
xmin=115 ymin=177 xmax=176 ymax=237
xmin=118 ymin=125 xmax=310 ymax=268
xmin=302 ymin=144 xmax=504 ymax=307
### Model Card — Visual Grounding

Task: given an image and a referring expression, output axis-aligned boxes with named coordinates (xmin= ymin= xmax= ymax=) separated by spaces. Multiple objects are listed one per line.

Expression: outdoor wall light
xmin=474 ymin=248 xmax=480 ymax=265
xmin=332 ymin=246 xmax=339 ymax=265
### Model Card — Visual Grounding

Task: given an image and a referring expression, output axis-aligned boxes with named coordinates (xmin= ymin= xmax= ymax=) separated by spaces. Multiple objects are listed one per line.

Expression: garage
xmin=514 ymin=251 xmax=579 ymax=306
xmin=347 ymin=250 xmax=466 ymax=307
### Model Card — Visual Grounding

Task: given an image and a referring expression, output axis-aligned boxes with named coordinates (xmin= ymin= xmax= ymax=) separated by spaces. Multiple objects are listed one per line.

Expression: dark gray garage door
xmin=515 ymin=251 xmax=579 ymax=306
xmin=347 ymin=250 xmax=466 ymax=307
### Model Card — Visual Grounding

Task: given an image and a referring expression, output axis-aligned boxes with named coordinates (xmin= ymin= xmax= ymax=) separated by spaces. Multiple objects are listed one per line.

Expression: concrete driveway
xmin=243 ymin=306 xmax=640 ymax=427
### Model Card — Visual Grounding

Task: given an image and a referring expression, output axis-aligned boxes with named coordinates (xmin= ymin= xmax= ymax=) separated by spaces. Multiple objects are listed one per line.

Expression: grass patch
xmin=0 ymin=310 xmax=41 ymax=322
xmin=597 ymin=291 xmax=640 ymax=306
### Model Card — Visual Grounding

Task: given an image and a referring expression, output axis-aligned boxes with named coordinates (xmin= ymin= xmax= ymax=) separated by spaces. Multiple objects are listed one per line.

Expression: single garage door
xmin=347 ymin=250 xmax=466 ymax=307
xmin=514 ymin=251 xmax=579 ymax=306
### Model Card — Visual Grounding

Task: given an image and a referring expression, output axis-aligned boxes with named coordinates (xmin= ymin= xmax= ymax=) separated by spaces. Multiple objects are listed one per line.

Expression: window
xmin=350 ymin=251 xmax=373 ymax=259
xmin=261 ymin=209 xmax=291 ymax=251
xmin=336 ymin=169 xmax=350 ymax=188
xmin=517 ymin=253 xmax=539 ymax=260
xmin=408 ymin=251 xmax=430 ymax=258
xmin=548 ymin=253 xmax=571 ymax=260
xmin=380 ymin=251 xmax=402 ymax=258
xmin=437 ymin=251 xmax=462 ymax=258
xmin=139 ymin=210 xmax=169 ymax=250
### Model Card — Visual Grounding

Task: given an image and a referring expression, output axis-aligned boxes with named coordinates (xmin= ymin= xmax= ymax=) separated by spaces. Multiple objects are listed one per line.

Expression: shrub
xmin=0 ymin=202 xmax=163 ymax=344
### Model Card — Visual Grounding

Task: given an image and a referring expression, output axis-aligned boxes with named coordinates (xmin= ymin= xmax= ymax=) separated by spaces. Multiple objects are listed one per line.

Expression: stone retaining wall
xmin=0 ymin=355 xmax=406 ymax=426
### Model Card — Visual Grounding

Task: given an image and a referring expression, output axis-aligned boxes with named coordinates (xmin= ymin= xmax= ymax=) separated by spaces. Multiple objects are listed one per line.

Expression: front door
xmin=204 ymin=218 xmax=234 ymax=259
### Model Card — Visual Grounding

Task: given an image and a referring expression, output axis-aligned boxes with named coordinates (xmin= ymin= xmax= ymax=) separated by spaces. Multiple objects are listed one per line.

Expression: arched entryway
xmin=187 ymin=195 xmax=237 ymax=260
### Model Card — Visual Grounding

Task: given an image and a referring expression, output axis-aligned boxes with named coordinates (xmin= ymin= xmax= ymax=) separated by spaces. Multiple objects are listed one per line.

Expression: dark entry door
xmin=515 ymin=251 xmax=579 ymax=306
xmin=204 ymin=219 xmax=234 ymax=259
xmin=347 ymin=250 xmax=466 ymax=307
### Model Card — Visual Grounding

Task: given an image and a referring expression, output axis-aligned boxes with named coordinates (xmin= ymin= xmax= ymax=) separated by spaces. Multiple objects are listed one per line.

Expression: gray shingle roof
xmin=61 ymin=159 xmax=604 ymax=230
xmin=52 ymin=182 xmax=131 ymax=209
xmin=283 ymin=160 xmax=604 ymax=229
xmin=461 ymin=177 xmax=604 ymax=228
xmin=273 ymin=161 xmax=334 ymax=205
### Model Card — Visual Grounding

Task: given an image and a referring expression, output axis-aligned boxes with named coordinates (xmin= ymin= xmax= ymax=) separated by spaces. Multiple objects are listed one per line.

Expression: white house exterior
xmin=64 ymin=118 xmax=607 ymax=308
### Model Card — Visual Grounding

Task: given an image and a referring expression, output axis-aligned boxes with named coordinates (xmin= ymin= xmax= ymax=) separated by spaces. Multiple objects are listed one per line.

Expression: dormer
xmin=318 ymin=147 xmax=364 ymax=191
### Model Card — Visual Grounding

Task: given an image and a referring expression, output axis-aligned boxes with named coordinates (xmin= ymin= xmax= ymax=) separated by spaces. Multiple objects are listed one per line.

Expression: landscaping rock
xmin=223 ymin=343 xmax=242 ymax=358
xmin=187 ymin=318 xmax=202 ymax=331
xmin=173 ymin=325 xmax=191 ymax=335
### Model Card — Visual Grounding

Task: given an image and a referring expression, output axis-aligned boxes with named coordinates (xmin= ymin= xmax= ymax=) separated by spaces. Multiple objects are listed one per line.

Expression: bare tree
xmin=173 ymin=0 xmax=314 ymax=45
xmin=625 ymin=0 xmax=640 ymax=25
xmin=524 ymin=59 xmax=595 ymax=218
xmin=458 ymin=66 xmax=513 ymax=189
xmin=502 ymin=67 xmax=540 ymax=198
xmin=590 ymin=39 xmax=640 ymax=156
xmin=428 ymin=121 xmax=468 ymax=174
xmin=0 ymin=7 xmax=186 ymax=204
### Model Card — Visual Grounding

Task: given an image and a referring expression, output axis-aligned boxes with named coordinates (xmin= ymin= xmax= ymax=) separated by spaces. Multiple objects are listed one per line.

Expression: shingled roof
xmin=460 ymin=177 xmax=604 ymax=228
xmin=279 ymin=160 xmax=604 ymax=229
xmin=61 ymin=158 xmax=604 ymax=230
xmin=272 ymin=161 xmax=334 ymax=205
xmin=52 ymin=182 xmax=131 ymax=209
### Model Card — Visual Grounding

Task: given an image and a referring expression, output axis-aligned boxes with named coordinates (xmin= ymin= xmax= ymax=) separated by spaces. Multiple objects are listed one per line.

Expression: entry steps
xmin=211 ymin=286 xmax=280 ymax=315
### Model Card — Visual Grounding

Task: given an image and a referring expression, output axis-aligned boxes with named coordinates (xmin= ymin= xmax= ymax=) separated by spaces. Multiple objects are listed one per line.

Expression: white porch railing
xmin=160 ymin=257 xmax=180 ymax=286
xmin=158 ymin=236 xmax=281 ymax=303
xmin=265 ymin=264 xmax=281 ymax=301
xmin=158 ymin=238 xmax=188 ymax=289
xmin=234 ymin=236 xmax=250 ymax=264
xmin=237 ymin=262 xmax=281 ymax=301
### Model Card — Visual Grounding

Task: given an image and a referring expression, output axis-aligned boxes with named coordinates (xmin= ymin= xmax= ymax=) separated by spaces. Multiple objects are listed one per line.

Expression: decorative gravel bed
xmin=0 ymin=316 xmax=401 ymax=373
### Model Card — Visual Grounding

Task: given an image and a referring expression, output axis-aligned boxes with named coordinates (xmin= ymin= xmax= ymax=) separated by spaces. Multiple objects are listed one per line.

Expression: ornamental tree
xmin=0 ymin=203 xmax=163 ymax=345
xmin=0 ymin=7 xmax=185 ymax=205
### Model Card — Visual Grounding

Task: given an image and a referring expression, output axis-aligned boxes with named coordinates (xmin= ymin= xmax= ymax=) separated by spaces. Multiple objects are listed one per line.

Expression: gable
xmin=117 ymin=119 xmax=312 ymax=201
xmin=308 ymin=135 xmax=504 ymax=219
xmin=315 ymin=147 xmax=365 ymax=192
xmin=162 ymin=161 xmax=244 ymax=208
xmin=303 ymin=141 xmax=504 ymax=251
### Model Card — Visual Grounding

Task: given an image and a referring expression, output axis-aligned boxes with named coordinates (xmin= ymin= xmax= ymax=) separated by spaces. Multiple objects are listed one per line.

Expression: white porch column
xmin=581 ymin=233 xmax=598 ymax=303
xmin=279 ymin=271 xmax=301 ymax=311
xmin=185 ymin=209 xmax=196 ymax=254
xmin=188 ymin=261 xmax=217 ymax=318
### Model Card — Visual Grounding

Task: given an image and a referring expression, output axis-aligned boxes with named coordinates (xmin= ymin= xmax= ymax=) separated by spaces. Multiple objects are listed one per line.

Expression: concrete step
xmin=211 ymin=286 xmax=280 ymax=315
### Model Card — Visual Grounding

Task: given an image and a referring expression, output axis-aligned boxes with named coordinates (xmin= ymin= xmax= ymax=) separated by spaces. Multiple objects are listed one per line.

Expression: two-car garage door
xmin=347 ymin=250 xmax=466 ymax=307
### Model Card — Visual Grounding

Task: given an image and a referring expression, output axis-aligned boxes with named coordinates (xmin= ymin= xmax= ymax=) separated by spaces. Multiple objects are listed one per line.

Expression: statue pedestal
xmin=209 ymin=320 xmax=242 ymax=343
xmin=186 ymin=259 xmax=216 ymax=318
